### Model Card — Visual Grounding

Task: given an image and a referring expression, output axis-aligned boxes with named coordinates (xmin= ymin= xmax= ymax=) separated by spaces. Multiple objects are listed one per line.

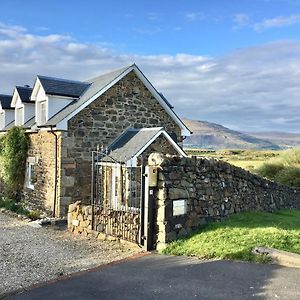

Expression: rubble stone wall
xmin=68 ymin=201 xmax=140 ymax=243
xmin=22 ymin=131 xmax=61 ymax=215
xmin=63 ymin=70 xmax=182 ymax=204
xmin=154 ymin=155 xmax=300 ymax=250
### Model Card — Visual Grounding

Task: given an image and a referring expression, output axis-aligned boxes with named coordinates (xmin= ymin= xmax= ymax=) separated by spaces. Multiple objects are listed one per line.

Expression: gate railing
xmin=90 ymin=150 xmax=143 ymax=244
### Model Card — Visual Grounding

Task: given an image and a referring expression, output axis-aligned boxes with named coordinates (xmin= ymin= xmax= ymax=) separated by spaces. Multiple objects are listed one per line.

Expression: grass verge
xmin=163 ymin=210 xmax=300 ymax=262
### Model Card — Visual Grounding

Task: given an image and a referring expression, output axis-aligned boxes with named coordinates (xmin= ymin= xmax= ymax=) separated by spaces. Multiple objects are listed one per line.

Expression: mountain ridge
xmin=183 ymin=119 xmax=300 ymax=150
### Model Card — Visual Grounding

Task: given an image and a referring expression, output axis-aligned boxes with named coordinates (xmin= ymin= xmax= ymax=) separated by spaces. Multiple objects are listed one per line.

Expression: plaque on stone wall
xmin=173 ymin=199 xmax=187 ymax=216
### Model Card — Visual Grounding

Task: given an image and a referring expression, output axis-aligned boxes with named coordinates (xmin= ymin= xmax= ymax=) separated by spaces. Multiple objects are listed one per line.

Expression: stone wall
xmin=153 ymin=155 xmax=300 ymax=250
xmin=63 ymin=70 xmax=182 ymax=204
xmin=68 ymin=201 xmax=140 ymax=243
xmin=138 ymin=134 xmax=181 ymax=165
xmin=23 ymin=131 xmax=61 ymax=215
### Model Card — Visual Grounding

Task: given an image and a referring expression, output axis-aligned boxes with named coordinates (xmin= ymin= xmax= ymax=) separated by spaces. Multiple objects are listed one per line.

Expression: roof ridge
xmin=16 ymin=86 xmax=33 ymax=90
xmin=85 ymin=64 xmax=135 ymax=83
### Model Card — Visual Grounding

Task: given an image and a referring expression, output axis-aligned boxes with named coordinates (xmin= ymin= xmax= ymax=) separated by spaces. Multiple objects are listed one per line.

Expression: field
xmin=163 ymin=210 xmax=300 ymax=262
xmin=185 ymin=149 xmax=281 ymax=171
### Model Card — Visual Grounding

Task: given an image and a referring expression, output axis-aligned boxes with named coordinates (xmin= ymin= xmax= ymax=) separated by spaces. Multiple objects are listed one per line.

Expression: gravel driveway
xmin=0 ymin=212 xmax=140 ymax=297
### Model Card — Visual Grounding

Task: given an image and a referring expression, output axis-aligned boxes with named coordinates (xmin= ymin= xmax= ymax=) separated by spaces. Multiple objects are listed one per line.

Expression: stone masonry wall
xmin=68 ymin=201 xmax=140 ymax=243
xmin=62 ymin=70 xmax=182 ymax=205
xmin=23 ymin=131 xmax=61 ymax=215
xmin=138 ymin=134 xmax=181 ymax=165
xmin=154 ymin=155 xmax=300 ymax=250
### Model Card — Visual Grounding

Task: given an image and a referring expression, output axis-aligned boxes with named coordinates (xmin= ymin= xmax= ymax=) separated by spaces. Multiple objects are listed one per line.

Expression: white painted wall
xmin=48 ymin=96 xmax=73 ymax=120
xmin=4 ymin=110 xmax=14 ymax=127
xmin=24 ymin=103 xmax=35 ymax=124
xmin=0 ymin=111 xmax=5 ymax=130
xmin=34 ymin=81 xmax=73 ymax=126
xmin=35 ymin=85 xmax=48 ymax=126
xmin=15 ymin=97 xmax=24 ymax=126
xmin=14 ymin=94 xmax=36 ymax=126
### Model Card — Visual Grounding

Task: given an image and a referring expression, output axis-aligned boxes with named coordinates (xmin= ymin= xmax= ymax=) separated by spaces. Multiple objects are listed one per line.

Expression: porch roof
xmin=102 ymin=127 xmax=186 ymax=165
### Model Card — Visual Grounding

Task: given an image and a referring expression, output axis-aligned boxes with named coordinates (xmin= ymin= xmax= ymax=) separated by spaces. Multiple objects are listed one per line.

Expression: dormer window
xmin=40 ymin=101 xmax=47 ymax=125
xmin=15 ymin=107 xmax=24 ymax=126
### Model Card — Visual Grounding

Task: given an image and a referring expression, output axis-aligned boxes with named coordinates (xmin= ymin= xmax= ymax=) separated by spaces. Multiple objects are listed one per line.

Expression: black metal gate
xmin=91 ymin=149 xmax=145 ymax=245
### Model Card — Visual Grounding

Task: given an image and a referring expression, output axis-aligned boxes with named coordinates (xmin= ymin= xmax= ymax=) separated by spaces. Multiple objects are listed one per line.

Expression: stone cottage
xmin=0 ymin=64 xmax=191 ymax=217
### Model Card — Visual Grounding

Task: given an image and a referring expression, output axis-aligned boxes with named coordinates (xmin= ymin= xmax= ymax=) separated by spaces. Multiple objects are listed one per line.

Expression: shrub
xmin=0 ymin=127 xmax=28 ymax=198
xmin=0 ymin=197 xmax=29 ymax=215
xmin=255 ymin=148 xmax=300 ymax=187
xmin=275 ymin=167 xmax=300 ymax=187
xmin=256 ymin=162 xmax=285 ymax=180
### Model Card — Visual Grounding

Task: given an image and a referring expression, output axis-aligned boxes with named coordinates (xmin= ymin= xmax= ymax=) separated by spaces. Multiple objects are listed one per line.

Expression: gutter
xmin=50 ymin=126 xmax=58 ymax=217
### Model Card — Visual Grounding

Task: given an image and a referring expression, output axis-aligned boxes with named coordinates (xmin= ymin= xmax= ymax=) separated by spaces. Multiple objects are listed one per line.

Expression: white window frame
xmin=40 ymin=101 xmax=47 ymax=125
xmin=97 ymin=162 xmax=141 ymax=212
xmin=15 ymin=106 xmax=24 ymax=126
xmin=26 ymin=158 xmax=36 ymax=190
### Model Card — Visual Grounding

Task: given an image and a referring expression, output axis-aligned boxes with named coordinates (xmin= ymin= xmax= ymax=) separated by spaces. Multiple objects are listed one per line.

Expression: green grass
xmin=227 ymin=159 xmax=264 ymax=171
xmin=186 ymin=149 xmax=281 ymax=171
xmin=163 ymin=210 xmax=300 ymax=262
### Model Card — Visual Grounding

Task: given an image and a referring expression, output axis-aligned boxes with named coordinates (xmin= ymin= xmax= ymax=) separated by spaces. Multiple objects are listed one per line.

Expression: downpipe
xmin=50 ymin=126 xmax=58 ymax=217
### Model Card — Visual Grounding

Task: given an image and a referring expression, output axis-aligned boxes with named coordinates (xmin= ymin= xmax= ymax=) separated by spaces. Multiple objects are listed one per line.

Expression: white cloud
xmin=185 ymin=12 xmax=205 ymax=21
xmin=233 ymin=13 xmax=250 ymax=27
xmin=1 ymin=23 xmax=300 ymax=132
xmin=253 ymin=14 xmax=300 ymax=31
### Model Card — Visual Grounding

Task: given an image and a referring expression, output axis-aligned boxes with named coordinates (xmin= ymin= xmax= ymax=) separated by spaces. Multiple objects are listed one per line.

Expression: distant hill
xmin=247 ymin=131 xmax=300 ymax=149
xmin=183 ymin=119 xmax=281 ymax=150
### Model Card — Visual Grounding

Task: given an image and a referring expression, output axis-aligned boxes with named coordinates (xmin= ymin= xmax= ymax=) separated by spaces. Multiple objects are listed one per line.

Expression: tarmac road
xmin=6 ymin=254 xmax=300 ymax=300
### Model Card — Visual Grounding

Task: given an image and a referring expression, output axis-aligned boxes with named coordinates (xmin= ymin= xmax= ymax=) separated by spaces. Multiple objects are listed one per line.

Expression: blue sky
xmin=2 ymin=0 xmax=300 ymax=55
xmin=1 ymin=0 xmax=300 ymax=132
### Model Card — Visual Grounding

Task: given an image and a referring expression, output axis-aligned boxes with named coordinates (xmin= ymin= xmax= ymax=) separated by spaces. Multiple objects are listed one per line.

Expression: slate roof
xmin=22 ymin=64 xmax=191 ymax=135
xmin=102 ymin=127 xmax=165 ymax=163
xmin=3 ymin=120 xmax=15 ymax=131
xmin=37 ymin=75 xmax=90 ymax=98
xmin=16 ymin=86 xmax=33 ymax=103
xmin=23 ymin=116 xmax=35 ymax=129
xmin=45 ymin=65 xmax=132 ymax=126
xmin=0 ymin=94 xmax=13 ymax=109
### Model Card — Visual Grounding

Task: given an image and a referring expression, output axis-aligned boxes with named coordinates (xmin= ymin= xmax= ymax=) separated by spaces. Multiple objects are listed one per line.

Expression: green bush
xmin=0 ymin=198 xmax=41 ymax=220
xmin=0 ymin=197 xmax=29 ymax=215
xmin=256 ymin=162 xmax=285 ymax=180
xmin=275 ymin=167 xmax=300 ymax=187
xmin=0 ymin=127 xmax=29 ymax=198
xmin=27 ymin=210 xmax=42 ymax=220
xmin=256 ymin=148 xmax=300 ymax=187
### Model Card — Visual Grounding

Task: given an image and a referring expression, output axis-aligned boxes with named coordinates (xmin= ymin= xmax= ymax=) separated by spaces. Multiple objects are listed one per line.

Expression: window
xmin=40 ymin=101 xmax=47 ymax=124
xmin=16 ymin=107 xmax=23 ymax=125
xmin=26 ymin=158 xmax=36 ymax=189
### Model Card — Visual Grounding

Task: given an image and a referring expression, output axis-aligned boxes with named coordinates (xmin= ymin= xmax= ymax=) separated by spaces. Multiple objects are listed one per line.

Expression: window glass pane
xmin=29 ymin=163 xmax=35 ymax=185
xmin=40 ymin=102 xmax=46 ymax=124
xmin=16 ymin=107 xmax=23 ymax=125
